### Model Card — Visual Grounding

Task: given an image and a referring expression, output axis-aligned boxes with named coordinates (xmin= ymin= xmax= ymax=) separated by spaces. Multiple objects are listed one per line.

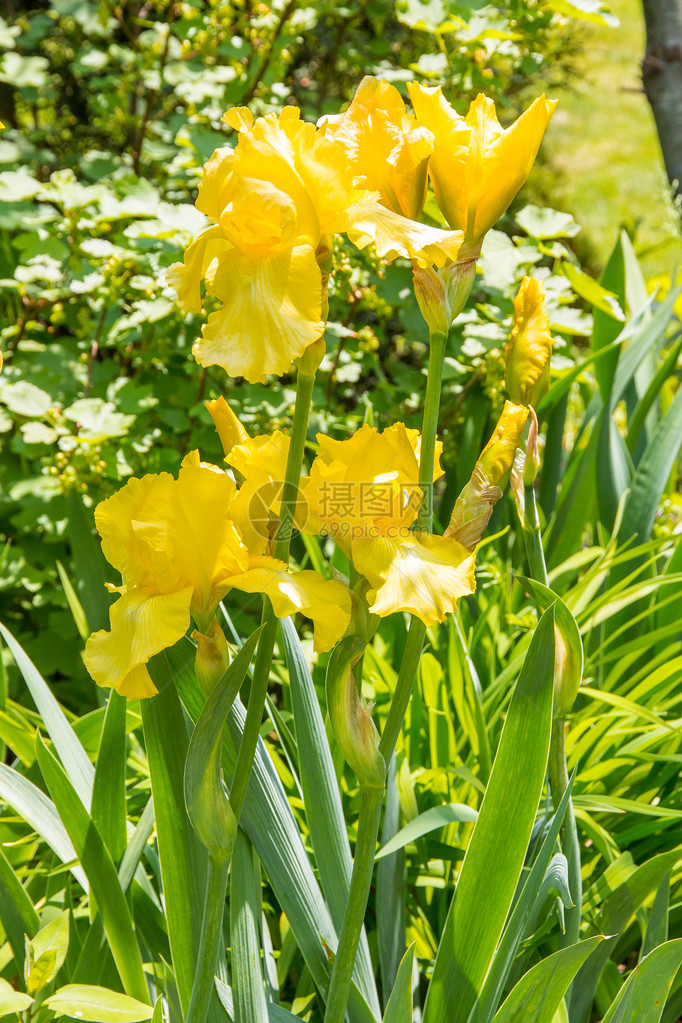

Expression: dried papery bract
xmin=446 ymin=401 xmax=529 ymax=550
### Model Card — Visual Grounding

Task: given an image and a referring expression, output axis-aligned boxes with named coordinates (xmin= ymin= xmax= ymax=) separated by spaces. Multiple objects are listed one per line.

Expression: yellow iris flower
xmin=407 ymin=84 xmax=557 ymax=250
xmin=84 ymin=450 xmax=351 ymax=698
xmin=302 ymin=424 xmax=476 ymax=627
xmin=320 ymin=76 xmax=434 ymax=221
xmin=446 ymin=401 xmax=529 ymax=549
xmin=505 ymin=276 xmax=555 ymax=407
xmin=168 ymin=105 xmax=463 ymax=383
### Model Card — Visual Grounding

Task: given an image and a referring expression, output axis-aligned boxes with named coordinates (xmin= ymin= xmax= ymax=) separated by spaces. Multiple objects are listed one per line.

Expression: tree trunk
xmin=642 ymin=0 xmax=682 ymax=205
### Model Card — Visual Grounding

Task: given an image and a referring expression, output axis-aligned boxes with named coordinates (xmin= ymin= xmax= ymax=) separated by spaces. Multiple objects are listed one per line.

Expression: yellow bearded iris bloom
xmin=303 ymin=424 xmax=475 ymax=626
xmin=446 ymin=401 xmax=529 ymax=549
xmin=505 ymin=276 xmax=555 ymax=407
xmin=321 ymin=76 xmax=434 ymax=221
xmin=169 ymin=105 xmax=463 ymax=383
xmin=407 ymin=85 xmax=557 ymax=250
xmin=84 ymin=451 xmax=351 ymax=698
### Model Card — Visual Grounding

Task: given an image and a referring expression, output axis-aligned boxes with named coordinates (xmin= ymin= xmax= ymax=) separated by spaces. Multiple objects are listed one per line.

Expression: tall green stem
xmin=185 ymin=852 xmax=230 ymax=1023
xmin=523 ymin=483 xmax=549 ymax=587
xmin=229 ymin=367 xmax=316 ymax=824
xmin=323 ymin=328 xmax=449 ymax=1023
xmin=323 ymin=787 xmax=384 ymax=1023
xmin=548 ymin=717 xmax=582 ymax=947
xmin=523 ymin=485 xmax=581 ymax=951
xmin=417 ymin=330 xmax=447 ymax=531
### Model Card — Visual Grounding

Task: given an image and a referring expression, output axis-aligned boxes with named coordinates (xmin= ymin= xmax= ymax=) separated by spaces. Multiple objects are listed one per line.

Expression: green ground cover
xmin=538 ymin=0 xmax=682 ymax=279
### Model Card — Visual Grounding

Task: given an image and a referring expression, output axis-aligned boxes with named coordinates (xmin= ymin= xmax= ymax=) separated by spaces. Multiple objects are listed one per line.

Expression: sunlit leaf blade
xmin=423 ymin=606 xmax=556 ymax=1023
xmin=619 ymin=382 xmax=682 ymax=544
xmin=0 ymin=976 xmax=33 ymax=1014
xmin=376 ymin=804 xmax=478 ymax=860
xmin=44 ymin=984 xmax=155 ymax=1023
xmin=591 ymin=234 xmax=626 ymax=397
xmin=625 ymin=335 xmax=682 ymax=456
xmin=281 ymin=619 xmax=380 ymax=1018
xmin=167 ymin=639 xmax=377 ymax=1023
xmin=26 ymin=909 xmax=70 ymax=994
xmin=600 ymin=938 xmax=682 ymax=1023
xmin=56 ymin=559 xmax=90 ymax=642
xmin=490 ymin=937 xmax=605 ymax=1023
xmin=570 ymin=850 xmax=682 ymax=1023
xmin=231 ymin=829 xmax=269 ymax=1023
xmin=142 ymin=658 xmax=209 ymax=1019
xmin=0 ymin=764 xmax=87 ymax=890
xmin=215 ymin=980 xmax=302 ymax=1022
xmin=382 ymin=943 xmax=415 ymax=1023
xmin=470 ymin=771 xmax=576 ymax=1023
xmin=0 ymin=621 xmax=94 ymax=809
xmin=35 ymin=736 xmax=149 ymax=1004
xmin=0 ymin=844 xmax=39 ymax=974
xmin=92 ymin=691 xmax=127 ymax=863
xmin=641 ymin=873 xmax=670 ymax=959
xmin=377 ymin=755 xmax=406 ymax=1003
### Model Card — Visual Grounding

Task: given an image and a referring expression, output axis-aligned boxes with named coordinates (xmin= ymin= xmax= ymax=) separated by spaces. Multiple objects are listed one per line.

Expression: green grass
xmin=530 ymin=0 xmax=682 ymax=280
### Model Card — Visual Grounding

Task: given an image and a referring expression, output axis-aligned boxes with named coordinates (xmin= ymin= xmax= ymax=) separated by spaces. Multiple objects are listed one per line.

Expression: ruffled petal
xmin=196 ymin=146 xmax=235 ymax=221
xmin=228 ymin=480 xmax=276 ymax=558
xmin=232 ymin=107 xmax=356 ymax=240
xmin=343 ymin=195 xmax=463 ymax=268
xmin=192 ymin=243 xmax=324 ymax=382
xmin=172 ymin=453 xmax=250 ymax=610
xmin=227 ymin=431 xmax=290 ymax=486
xmin=83 ymin=586 xmax=193 ymax=695
xmin=322 ymin=76 xmax=434 ymax=221
xmin=351 ymin=533 xmax=476 ymax=626
xmin=228 ymin=556 xmax=351 ymax=652
xmin=117 ymin=664 xmax=158 ymax=700
xmin=95 ymin=472 xmax=176 ymax=588
xmin=304 ymin=423 xmax=442 ymax=538
xmin=167 ymin=225 xmax=230 ymax=314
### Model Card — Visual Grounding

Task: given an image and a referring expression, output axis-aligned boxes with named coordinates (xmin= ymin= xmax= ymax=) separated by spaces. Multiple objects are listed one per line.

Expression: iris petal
xmin=352 ymin=533 xmax=476 ymax=626
xmin=228 ymin=556 xmax=351 ymax=652
xmin=193 ymin=243 xmax=324 ymax=383
xmin=83 ymin=586 xmax=193 ymax=695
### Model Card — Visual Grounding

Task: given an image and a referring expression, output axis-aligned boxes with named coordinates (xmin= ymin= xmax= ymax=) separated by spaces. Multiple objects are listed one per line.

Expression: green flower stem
xmin=323 ymin=786 xmax=384 ymax=1023
xmin=323 ymin=327 xmax=449 ymax=1023
xmin=523 ymin=484 xmax=581 ymax=950
xmin=229 ymin=366 xmax=316 ymax=825
xmin=273 ymin=367 xmax=317 ymax=563
xmin=379 ymin=616 xmax=426 ymax=762
xmin=548 ymin=717 xmax=582 ymax=948
xmin=417 ymin=329 xmax=448 ymax=531
xmin=184 ymin=851 xmax=230 ymax=1023
xmin=380 ymin=326 xmax=448 ymax=762
xmin=523 ymin=483 xmax=549 ymax=587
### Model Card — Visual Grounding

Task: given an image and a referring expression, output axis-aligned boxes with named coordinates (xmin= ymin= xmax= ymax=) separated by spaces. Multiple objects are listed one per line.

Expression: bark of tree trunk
xmin=642 ymin=0 xmax=682 ymax=206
